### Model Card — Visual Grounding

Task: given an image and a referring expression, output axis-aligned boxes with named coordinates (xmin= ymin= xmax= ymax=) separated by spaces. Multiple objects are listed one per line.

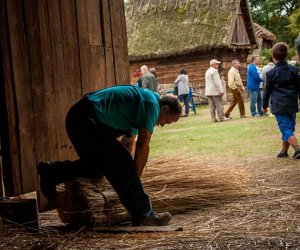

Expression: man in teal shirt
xmin=38 ymin=85 xmax=182 ymax=226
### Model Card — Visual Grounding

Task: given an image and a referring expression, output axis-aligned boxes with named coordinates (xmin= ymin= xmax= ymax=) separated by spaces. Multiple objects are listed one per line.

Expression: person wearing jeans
xmin=247 ymin=56 xmax=263 ymax=117
xmin=37 ymin=85 xmax=182 ymax=226
xmin=174 ymin=68 xmax=190 ymax=117
xmin=263 ymin=42 xmax=300 ymax=159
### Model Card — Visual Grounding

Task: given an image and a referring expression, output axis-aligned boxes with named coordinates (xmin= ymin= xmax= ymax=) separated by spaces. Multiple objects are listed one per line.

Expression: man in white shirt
xmin=205 ymin=59 xmax=230 ymax=122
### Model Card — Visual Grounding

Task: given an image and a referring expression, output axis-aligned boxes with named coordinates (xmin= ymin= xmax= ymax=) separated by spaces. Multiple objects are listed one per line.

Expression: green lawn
xmin=150 ymin=101 xmax=300 ymax=160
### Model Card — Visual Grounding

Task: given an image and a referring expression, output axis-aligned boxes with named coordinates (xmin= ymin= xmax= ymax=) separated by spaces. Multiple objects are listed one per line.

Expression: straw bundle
xmin=56 ymin=155 xmax=251 ymax=226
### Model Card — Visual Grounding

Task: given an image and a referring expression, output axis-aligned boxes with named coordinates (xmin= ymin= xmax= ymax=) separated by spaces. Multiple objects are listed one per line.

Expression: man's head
xmin=272 ymin=42 xmax=288 ymax=62
xmin=140 ymin=65 xmax=149 ymax=75
xmin=210 ymin=59 xmax=221 ymax=69
xmin=180 ymin=68 xmax=187 ymax=75
xmin=232 ymin=60 xmax=240 ymax=69
xmin=251 ymin=56 xmax=260 ymax=66
xmin=149 ymin=68 xmax=157 ymax=78
xmin=157 ymin=95 xmax=182 ymax=127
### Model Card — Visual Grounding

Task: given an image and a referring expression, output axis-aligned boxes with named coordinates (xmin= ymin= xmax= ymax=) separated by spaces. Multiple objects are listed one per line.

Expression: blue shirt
xmin=247 ymin=64 xmax=263 ymax=92
xmin=87 ymin=85 xmax=160 ymax=134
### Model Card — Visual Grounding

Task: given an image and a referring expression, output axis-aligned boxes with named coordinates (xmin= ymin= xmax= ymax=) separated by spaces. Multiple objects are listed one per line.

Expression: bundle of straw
xmin=56 ymin=155 xmax=250 ymax=226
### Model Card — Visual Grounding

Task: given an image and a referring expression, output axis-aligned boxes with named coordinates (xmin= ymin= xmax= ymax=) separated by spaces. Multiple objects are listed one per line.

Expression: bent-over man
xmin=38 ymin=85 xmax=182 ymax=226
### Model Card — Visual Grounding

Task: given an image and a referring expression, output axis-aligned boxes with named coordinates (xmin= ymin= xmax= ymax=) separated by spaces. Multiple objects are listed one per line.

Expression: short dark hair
xmin=180 ymin=68 xmax=187 ymax=75
xmin=272 ymin=42 xmax=288 ymax=61
xmin=159 ymin=95 xmax=182 ymax=115
xmin=149 ymin=68 xmax=157 ymax=78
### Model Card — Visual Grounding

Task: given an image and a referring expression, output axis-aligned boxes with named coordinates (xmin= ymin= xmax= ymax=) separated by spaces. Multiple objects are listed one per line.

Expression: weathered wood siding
xmin=130 ymin=49 xmax=249 ymax=88
xmin=0 ymin=0 xmax=129 ymax=206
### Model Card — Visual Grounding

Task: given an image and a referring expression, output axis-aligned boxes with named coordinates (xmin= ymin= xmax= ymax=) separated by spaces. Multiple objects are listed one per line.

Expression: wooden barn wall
xmin=0 ymin=0 xmax=129 ymax=200
xmin=129 ymin=49 xmax=249 ymax=88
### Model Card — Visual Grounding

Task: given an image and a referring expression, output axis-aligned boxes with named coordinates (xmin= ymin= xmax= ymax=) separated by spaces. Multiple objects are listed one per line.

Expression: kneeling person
xmin=38 ymin=85 xmax=182 ymax=226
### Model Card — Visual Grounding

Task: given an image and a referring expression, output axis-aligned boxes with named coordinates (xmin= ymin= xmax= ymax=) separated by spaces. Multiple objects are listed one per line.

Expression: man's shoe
xmin=276 ymin=152 xmax=289 ymax=158
xmin=240 ymin=115 xmax=247 ymax=118
xmin=221 ymin=117 xmax=231 ymax=122
xmin=293 ymin=149 xmax=300 ymax=159
xmin=37 ymin=161 xmax=57 ymax=207
xmin=132 ymin=211 xmax=172 ymax=226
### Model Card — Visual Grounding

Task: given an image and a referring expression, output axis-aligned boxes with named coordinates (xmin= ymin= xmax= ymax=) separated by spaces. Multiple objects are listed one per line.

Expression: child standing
xmin=263 ymin=42 xmax=300 ymax=159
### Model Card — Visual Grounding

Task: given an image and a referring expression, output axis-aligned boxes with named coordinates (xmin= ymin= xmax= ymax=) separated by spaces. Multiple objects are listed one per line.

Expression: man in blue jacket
xmin=37 ymin=85 xmax=182 ymax=226
xmin=247 ymin=56 xmax=263 ymax=117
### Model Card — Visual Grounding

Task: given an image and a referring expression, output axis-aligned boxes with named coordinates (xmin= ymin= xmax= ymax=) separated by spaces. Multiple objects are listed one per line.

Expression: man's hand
xmin=134 ymin=128 xmax=152 ymax=177
xmin=220 ymin=92 xmax=224 ymax=96
xmin=263 ymin=108 xmax=268 ymax=113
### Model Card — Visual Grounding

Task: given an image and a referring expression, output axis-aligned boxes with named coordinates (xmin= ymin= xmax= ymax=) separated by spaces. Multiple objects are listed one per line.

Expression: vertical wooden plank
xmin=87 ymin=0 xmax=106 ymax=90
xmin=7 ymin=0 xmax=36 ymax=194
xmin=105 ymin=48 xmax=116 ymax=87
xmin=102 ymin=0 xmax=116 ymax=87
xmin=76 ymin=0 xmax=92 ymax=93
xmin=109 ymin=0 xmax=130 ymax=84
xmin=0 ymin=1 xmax=20 ymax=196
xmin=87 ymin=0 xmax=103 ymax=46
xmin=22 ymin=0 xmax=46 ymax=192
xmin=54 ymin=0 xmax=81 ymax=160
xmin=76 ymin=0 xmax=106 ymax=93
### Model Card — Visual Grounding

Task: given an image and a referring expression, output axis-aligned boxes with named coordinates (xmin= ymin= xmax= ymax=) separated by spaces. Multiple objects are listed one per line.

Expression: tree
xmin=248 ymin=0 xmax=300 ymax=46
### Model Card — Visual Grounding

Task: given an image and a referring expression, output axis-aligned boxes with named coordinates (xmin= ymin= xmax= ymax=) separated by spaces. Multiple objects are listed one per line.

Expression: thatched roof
xmin=126 ymin=0 xmax=257 ymax=61
xmin=253 ymin=22 xmax=277 ymax=41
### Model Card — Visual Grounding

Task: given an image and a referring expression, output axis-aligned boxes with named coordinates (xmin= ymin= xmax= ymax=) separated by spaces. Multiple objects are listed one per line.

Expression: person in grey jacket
xmin=140 ymin=65 xmax=158 ymax=92
xmin=205 ymin=59 xmax=230 ymax=122
xmin=174 ymin=68 xmax=190 ymax=117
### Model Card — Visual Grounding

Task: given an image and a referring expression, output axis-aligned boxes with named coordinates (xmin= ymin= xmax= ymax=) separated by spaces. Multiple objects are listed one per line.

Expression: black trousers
xmin=53 ymin=97 xmax=152 ymax=220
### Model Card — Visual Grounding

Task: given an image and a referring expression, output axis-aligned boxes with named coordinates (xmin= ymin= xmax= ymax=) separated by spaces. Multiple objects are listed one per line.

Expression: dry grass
xmin=54 ymin=156 xmax=254 ymax=227
xmin=2 ymin=154 xmax=300 ymax=249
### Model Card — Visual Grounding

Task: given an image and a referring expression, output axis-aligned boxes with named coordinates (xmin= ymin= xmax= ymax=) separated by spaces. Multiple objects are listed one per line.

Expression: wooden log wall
xmin=129 ymin=49 xmax=249 ymax=88
xmin=0 ymin=0 xmax=129 ymax=207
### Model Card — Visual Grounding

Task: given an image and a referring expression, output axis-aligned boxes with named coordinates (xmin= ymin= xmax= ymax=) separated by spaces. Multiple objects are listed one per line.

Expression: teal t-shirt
xmin=87 ymin=85 xmax=160 ymax=134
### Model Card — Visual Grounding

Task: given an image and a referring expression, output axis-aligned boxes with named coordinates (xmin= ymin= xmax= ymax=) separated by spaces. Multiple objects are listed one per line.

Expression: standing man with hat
xmin=205 ymin=59 xmax=230 ymax=122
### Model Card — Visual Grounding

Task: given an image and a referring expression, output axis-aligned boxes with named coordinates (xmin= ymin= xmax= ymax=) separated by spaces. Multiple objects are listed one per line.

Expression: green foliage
xmin=259 ymin=49 xmax=272 ymax=65
xmin=248 ymin=0 xmax=300 ymax=47
xmin=288 ymin=7 xmax=300 ymax=37
xmin=259 ymin=47 xmax=298 ymax=66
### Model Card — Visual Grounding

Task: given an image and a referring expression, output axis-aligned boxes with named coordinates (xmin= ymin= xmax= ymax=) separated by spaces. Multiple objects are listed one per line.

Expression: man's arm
xmin=212 ymin=70 xmax=224 ymax=95
xmin=249 ymin=65 xmax=263 ymax=82
xmin=262 ymin=71 xmax=272 ymax=111
xmin=134 ymin=127 xmax=152 ymax=177
xmin=227 ymin=70 xmax=237 ymax=90
xmin=141 ymin=76 xmax=149 ymax=89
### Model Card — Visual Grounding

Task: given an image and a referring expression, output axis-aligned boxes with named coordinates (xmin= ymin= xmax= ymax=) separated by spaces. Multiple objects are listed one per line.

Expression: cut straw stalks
xmin=56 ymin=155 xmax=254 ymax=227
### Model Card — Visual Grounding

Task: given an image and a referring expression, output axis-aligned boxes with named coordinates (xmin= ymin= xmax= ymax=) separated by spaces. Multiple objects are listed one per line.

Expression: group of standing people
xmin=135 ymin=65 xmax=191 ymax=117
